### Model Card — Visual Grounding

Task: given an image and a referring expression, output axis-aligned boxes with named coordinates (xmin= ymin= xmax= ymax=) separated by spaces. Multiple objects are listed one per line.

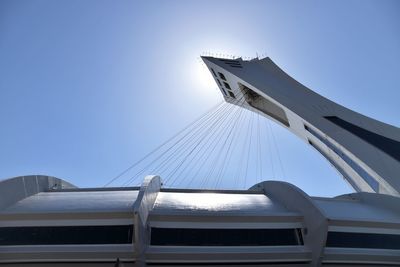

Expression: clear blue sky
xmin=0 ymin=0 xmax=399 ymax=196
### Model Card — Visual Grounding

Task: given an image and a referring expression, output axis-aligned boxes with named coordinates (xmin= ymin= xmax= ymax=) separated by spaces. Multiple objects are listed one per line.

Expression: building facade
xmin=1 ymin=175 xmax=400 ymax=266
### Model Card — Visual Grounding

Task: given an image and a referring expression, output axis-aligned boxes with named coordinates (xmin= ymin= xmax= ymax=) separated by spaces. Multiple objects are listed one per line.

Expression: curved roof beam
xmin=0 ymin=175 xmax=76 ymax=211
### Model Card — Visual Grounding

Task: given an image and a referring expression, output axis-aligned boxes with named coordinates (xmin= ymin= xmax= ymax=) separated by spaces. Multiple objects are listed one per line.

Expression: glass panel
xmin=0 ymin=225 xmax=134 ymax=245
xmin=223 ymin=82 xmax=231 ymax=90
xmin=218 ymin=72 xmax=226 ymax=81
xmin=325 ymin=116 xmax=400 ymax=162
xmin=326 ymin=231 xmax=400 ymax=250
xmin=151 ymin=228 xmax=303 ymax=246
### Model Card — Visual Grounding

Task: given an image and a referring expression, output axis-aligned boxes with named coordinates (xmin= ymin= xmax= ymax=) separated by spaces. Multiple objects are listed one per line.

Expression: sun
xmin=192 ymin=59 xmax=219 ymax=97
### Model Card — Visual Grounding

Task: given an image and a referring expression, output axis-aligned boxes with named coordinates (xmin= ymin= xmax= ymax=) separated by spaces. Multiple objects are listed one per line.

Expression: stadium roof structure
xmin=1 ymin=174 xmax=400 ymax=266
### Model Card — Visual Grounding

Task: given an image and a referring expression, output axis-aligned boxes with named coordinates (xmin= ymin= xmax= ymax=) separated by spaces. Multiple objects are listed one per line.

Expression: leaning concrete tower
xmin=202 ymin=56 xmax=400 ymax=196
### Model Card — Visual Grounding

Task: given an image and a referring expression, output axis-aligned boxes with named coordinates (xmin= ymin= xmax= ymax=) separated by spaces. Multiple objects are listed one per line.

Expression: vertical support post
xmin=133 ymin=175 xmax=161 ymax=266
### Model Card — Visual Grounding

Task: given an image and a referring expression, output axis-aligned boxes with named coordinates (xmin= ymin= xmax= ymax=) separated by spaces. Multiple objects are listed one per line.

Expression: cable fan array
xmin=104 ymin=98 xmax=286 ymax=190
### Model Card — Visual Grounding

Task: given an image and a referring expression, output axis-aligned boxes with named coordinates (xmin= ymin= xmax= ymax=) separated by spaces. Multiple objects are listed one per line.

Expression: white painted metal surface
xmin=1 ymin=175 xmax=399 ymax=266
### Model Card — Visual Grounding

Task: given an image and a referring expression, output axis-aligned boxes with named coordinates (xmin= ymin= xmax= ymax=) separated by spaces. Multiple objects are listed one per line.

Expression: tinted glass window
xmin=218 ymin=72 xmax=226 ymax=81
xmin=0 ymin=225 xmax=134 ymax=245
xmin=151 ymin=228 xmax=303 ymax=246
xmin=223 ymin=82 xmax=231 ymax=90
xmin=219 ymin=59 xmax=243 ymax=68
xmin=326 ymin=231 xmax=400 ymax=250
xmin=325 ymin=116 xmax=400 ymax=161
xmin=228 ymin=91 xmax=236 ymax=98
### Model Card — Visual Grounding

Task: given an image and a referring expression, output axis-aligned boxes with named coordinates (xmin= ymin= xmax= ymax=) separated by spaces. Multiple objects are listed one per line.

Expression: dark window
xmin=151 ymin=228 xmax=303 ymax=246
xmin=326 ymin=231 xmax=400 ymax=250
xmin=218 ymin=72 xmax=226 ymax=81
xmin=325 ymin=116 xmax=400 ymax=162
xmin=228 ymin=91 xmax=236 ymax=99
xmin=223 ymin=82 xmax=231 ymax=90
xmin=219 ymin=59 xmax=243 ymax=68
xmin=217 ymin=79 xmax=222 ymax=86
xmin=0 ymin=225 xmax=134 ymax=245
xmin=229 ymin=65 xmax=243 ymax=68
xmin=221 ymin=88 xmax=228 ymax=96
xmin=211 ymin=68 xmax=217 ymax=77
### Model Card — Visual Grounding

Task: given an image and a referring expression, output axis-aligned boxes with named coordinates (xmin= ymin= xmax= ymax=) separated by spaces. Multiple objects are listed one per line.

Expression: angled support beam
xmin=253 ymin=180 xmax=327 ymax=266
xmin=133 ymin=175 xmax=161 ymax=266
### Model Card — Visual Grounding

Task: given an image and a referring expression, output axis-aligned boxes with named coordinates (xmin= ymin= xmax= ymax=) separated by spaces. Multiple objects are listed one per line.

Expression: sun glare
xmin=192 ymin=59 xmax=219 ymax=97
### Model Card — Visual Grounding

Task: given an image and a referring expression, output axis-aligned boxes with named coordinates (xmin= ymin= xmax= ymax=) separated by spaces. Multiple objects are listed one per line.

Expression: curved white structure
xmin=202 ymin=56 xmax=400 ymax=196
xmin=1 ymin=175 xmax=400 ymax=266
